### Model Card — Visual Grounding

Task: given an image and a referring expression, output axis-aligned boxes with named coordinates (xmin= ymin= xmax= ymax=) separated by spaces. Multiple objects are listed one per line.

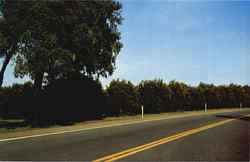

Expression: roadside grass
xmin=0 ymin=118 xmax=30 ymax=132
xmin=0 ymin=107 xmax=249 ymax=134
xmin=99 ymin=107 xmax=248 ymax=121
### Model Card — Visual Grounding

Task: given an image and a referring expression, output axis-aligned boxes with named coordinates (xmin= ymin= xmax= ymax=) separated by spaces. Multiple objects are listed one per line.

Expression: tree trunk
xmin=34 ymin=72 xmax=44 ymax=93
xmin=0 ymin=43 xmax=17 ymax=87
xmin=0 ymin=53 xmax=12 ymax=87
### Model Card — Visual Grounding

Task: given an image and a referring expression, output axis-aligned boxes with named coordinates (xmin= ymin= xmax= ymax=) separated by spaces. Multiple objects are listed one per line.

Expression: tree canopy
xmin=0 ymin=0 xmax=123 ymax=89
xmin=106 ymin=79 xmax=140 ymax=116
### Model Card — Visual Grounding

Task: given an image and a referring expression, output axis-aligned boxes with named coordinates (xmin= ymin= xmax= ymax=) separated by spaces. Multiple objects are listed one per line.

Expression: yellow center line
xmin=93 ymin=114 xmax=250 ymax=162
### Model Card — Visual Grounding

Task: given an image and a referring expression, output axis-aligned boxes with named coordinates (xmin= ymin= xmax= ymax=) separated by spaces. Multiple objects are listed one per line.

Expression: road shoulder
xmin=0 ymin=108 xmax=249 ymax=141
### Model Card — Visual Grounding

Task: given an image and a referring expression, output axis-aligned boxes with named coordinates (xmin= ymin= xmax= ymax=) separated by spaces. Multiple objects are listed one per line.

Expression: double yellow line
xmin=93 ymin=114 xmax=250 ymax=162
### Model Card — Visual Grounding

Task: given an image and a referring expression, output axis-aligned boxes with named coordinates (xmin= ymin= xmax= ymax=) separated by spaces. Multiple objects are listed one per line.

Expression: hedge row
xmin=0 ymin=78 xmax=250 ymax=126
xmin=0 ymin=76 xmax=106 ymax=126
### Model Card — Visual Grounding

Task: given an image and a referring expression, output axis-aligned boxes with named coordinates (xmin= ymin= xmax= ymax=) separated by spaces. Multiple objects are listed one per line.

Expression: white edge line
xmin=0 ymin=109 xmax=248 ymax=142
xmin=0 ymin=117 xmax=178 ymax=142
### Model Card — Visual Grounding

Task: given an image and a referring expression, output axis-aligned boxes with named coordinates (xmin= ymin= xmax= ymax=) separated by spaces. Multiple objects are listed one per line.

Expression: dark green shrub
xmin=1 ymin=82 xmax=33 ymax=119
xmin=106 ymin=79 xmax=140 ymax=116
xmin=27 ymin=75 xmax=106 ymax=126
xmin=138 ymin=79 xmax=172 ymax=113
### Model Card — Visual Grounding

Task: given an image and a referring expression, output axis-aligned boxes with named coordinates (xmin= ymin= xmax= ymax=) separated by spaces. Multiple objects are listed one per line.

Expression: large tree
xmin=0 ymin=0 xmax=123 ymax=90
xmin=0 ymin=1 xmax=29 ymax=87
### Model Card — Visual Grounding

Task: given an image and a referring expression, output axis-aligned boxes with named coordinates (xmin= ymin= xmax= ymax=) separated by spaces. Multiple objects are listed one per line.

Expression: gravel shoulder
xmin=0 ymin=108 xmax=249 ymax=140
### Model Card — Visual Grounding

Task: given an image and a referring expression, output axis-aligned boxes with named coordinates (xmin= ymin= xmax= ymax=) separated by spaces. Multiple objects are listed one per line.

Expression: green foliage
xmin=168 ymin=80 xmax=189 ymax=111
xmin=186 ymin=86 xmax=204 ymax=110
xmin=106 ymin=79 xmax=140 ymax=116
xmin=0 ymin=76 xmax=106 ymax=127
xmin=0 ymin=82 xmax=34 ymax=119
xmin=138 ymin=79 xmax=172 ymax=113
xmin=1 ymin=77 xmax=250 ymax=127
xmin=0 ymin=0 xmax=123 ymax=89
xmin=0 ymin=9 xmax=25 ymax=86
xmin=26 ymin=75 xmax=106 ymax=126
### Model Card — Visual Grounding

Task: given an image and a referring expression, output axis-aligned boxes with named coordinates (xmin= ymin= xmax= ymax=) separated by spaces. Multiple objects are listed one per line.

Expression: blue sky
xmin=1 ymin=0 xmax=250 ymax=87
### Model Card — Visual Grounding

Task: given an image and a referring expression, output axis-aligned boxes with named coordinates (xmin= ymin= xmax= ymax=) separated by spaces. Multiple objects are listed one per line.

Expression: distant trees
xmin=187 ymin=86 xmax=203 ymax=110
xmin=168 ymin=81 xmax=189 ymax=111
xmin=106 ymin=79 xmax=140 ymax=116
xmin=138 ymin=79 xmax=171 ymax=113
xmin=242 ymin=85 xmax=250 ymax=106
xmin=1 ymin=78 xmax=250 ymax=127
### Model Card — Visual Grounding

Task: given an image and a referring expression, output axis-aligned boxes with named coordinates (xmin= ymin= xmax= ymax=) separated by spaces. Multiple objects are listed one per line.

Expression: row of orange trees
xmin=106 ymin=79 xmax=250 ymax=116
xmin=0 ymin=78 xmax=250 ymax=126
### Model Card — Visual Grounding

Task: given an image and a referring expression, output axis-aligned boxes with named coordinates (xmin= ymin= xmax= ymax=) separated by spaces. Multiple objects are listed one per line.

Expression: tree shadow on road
xmin=215 ymin=114 xmax=250 ymax=122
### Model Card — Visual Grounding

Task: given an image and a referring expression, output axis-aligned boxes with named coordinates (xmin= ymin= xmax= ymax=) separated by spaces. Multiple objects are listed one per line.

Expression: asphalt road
xmin=0 ymin=110 xmax=249 ymax=161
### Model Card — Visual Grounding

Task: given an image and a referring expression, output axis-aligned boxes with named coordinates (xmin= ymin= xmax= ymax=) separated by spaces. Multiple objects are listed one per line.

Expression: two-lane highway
xmin=0 ymin=110 xmax=249 ymax=161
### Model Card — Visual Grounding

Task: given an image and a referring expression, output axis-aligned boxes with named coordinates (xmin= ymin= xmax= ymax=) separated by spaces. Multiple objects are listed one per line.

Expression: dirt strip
xmin=0 ymin=108 xmax=249 ymax=140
